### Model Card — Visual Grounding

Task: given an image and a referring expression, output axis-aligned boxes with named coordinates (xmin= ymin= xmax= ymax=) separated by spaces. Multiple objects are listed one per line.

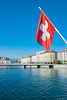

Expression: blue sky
xmin=0 ymin=0 xmax=67 ymax=58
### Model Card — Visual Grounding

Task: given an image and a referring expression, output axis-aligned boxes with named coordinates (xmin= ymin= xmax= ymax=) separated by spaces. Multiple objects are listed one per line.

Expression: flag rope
xmin=38 ymin=7 xmax=67 ymax=44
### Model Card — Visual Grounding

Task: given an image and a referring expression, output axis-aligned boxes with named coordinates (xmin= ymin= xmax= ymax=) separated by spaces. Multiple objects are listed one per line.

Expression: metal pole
xmin=38 ymin=7 xmax=67 ymax=45
xmin=55 ymin=28 xmax=67 ymax=44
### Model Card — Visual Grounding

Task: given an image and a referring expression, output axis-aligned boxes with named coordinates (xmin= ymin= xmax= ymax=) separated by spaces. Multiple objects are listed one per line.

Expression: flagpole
xmin=38 ymin=7 xmax=67 ymax=44
xmin=55 ymin=28 xmax=67 ymax=44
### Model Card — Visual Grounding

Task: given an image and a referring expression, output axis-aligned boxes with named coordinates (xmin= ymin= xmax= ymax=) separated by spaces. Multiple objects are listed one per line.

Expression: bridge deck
xmin=0 ymin=63 xmax=53 ymax=66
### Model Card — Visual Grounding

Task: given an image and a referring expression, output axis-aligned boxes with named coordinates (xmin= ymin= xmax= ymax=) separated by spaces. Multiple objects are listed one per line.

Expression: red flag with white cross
xmin=36 ymin=9 xmax=55 ymax=53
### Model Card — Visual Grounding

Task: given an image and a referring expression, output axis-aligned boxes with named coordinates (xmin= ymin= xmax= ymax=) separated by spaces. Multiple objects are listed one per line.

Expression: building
xmin=18 ymin=55 xmax=35 ymax=63
xmin=57 ymin=49 xmax=67 ymax=61
xmin=19 ymin=50 xmax=57 ymax=63
xmin=21 ymin=56 xmax=31 ymax=63
xmin=0 ymin=57 xmax=11 ymax=64
xmin=36 ymin=50 xmax=57 ymax=63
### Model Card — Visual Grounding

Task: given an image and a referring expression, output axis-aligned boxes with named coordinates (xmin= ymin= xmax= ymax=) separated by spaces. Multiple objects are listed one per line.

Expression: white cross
xmin=40 ymin=20 xmax=50 ymax=41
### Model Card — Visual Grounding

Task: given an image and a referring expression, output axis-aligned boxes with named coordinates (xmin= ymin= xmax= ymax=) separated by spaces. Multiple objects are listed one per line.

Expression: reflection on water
xmin=0 ymin=68 xmax=67 ymax=99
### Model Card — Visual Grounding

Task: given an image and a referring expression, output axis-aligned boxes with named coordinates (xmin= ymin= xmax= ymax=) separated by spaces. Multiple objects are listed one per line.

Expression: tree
xmin=53 ymin=59 xmax=62 ymax=64
xmin=12 ymin=60 xmax=15 ymax=63
xmin=18 ymin=60 xmax=21 ymax=63
xmin=5 ymin=57 xmax=10 ymax=60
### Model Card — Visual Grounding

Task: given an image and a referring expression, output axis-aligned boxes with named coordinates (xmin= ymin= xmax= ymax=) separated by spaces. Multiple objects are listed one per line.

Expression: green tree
xmin=18 ymin=60 xmax=21 ymax=63
xmin=5 ymin=57 xmax=10 ymax=60
xmin=53 ymin=59 xmax=62 ymax=64
xmin=12 ymin=60 xmax=15 ymax=63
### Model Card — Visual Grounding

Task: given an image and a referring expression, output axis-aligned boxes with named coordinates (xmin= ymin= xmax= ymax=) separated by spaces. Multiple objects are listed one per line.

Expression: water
xmin=0 ymin=67 xmax=67 ymax=99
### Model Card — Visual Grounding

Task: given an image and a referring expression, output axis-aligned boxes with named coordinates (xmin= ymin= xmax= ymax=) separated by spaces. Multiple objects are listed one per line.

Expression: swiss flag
xmin=36 ymin=10 xmax=55 ymax=52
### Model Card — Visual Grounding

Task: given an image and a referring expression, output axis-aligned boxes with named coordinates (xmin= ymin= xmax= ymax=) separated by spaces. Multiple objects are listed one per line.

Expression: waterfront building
xmin=0 ymin=57 xmax=11 ymax=64
xmin=37 ymin=49 xmax=67 ymax=63
xmin=21 ymin=56 xmax=31 ymax=63
xmin=19 ymin=49 xmax=67 ymax=64
xmin=31 ymin=54 xmax=36 ymax=63
xmin=36 ymin=50 xmax=57 ymax=63
xmin=57 ymin=51 xmax=64 ymax=61
xmin=18 ymin=55 xmax=36 ymax=63
xmin=63 ymin=49 xmax=67 ymax=61
xmin=19 ymin=50 xmax=57 ymax=63
xmin=57 ymin=49 xmax=67 ymax=62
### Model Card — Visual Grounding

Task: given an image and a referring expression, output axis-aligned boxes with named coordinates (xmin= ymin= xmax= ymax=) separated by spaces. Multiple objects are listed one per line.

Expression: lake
xmin=0 ymin=67 xmax=67 ymax=99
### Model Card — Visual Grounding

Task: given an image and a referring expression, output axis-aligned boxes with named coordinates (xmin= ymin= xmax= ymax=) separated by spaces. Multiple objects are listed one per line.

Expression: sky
xmin=0 ymin=0 xmax=67 ymax=58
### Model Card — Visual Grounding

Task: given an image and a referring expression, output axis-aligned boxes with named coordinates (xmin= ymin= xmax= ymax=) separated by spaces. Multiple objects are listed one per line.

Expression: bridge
xmin=0 ymin=63 xmax=53 ymax=68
